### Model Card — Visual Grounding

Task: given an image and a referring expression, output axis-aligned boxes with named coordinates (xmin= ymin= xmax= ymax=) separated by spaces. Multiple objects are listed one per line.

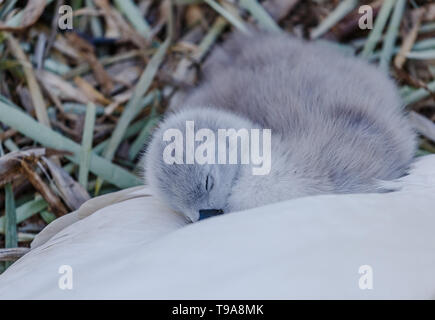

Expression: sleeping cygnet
xmin=143 ymin=32 xmax=416 ymax=222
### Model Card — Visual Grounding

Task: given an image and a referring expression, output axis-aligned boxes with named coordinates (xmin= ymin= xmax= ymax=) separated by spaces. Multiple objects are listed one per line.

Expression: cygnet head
xmin=144 ymin=107 xmax=255 ymax=222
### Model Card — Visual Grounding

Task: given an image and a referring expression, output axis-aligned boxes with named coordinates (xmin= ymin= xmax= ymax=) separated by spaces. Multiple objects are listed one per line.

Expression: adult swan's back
xmin=0 ymin=155 xmax=434 ymax=299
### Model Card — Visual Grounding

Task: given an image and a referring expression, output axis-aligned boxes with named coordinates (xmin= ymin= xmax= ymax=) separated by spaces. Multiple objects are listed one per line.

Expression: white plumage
xmin=0 ymin=155 xmax=434 ymax=299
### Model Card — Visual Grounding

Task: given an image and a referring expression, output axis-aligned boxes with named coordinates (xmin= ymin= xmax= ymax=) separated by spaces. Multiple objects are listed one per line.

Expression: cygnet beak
xmin=199 ymin=209 xmax=224 ymax=220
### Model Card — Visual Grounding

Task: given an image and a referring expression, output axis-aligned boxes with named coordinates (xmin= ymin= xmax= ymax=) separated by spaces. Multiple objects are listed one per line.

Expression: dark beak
xmin=199 ymin=209 xmax=224 ymax=220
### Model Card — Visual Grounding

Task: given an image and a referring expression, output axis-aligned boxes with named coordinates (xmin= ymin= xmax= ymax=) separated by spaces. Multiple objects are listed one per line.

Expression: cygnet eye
xmin=205 ymin=174 xmax=214 ymax=192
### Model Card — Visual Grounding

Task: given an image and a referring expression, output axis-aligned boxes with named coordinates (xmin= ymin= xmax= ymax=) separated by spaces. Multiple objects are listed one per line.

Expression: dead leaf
xmin=20 ymin=159 xmax=68 ymax=216
xmin=42 ymin=158 xmax=91 ymax=211
xmin=0 ymin=0 xmax=47 ymax=31
xmin=186 ymin=5 xmax=207 ymax=28
xmin=94 ymin=0 xmax=148 ymax=50
xmin=0 ymin=248 xmax=30 ymax=262
xmin=74 ymin=76 xmax=112 ymax=105
xmin=423 ymin=3 xmax=435 ymax=22
xmin=37 ymin=69 xmax=88 ymax=104
xmin=66 ymin=32 xmax=114 ymax=95
xmin=0 ymin=148 xmax=70 ymax=186
xmin=394 ymin=8 xmax=425 ymax=69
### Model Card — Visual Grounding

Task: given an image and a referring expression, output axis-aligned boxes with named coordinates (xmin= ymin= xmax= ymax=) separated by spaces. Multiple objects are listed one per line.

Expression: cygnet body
xmin=144 ymin=33 xmax=416 ymax=222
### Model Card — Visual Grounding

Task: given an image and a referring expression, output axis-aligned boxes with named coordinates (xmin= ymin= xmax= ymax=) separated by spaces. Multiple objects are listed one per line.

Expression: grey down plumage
xmin=144 ymin=32 xmax=416 ymax=222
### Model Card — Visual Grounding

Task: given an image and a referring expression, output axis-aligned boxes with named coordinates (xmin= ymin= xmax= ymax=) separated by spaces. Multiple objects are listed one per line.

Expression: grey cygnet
xmin=143 ymin=32 xmax=416 ymax=222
